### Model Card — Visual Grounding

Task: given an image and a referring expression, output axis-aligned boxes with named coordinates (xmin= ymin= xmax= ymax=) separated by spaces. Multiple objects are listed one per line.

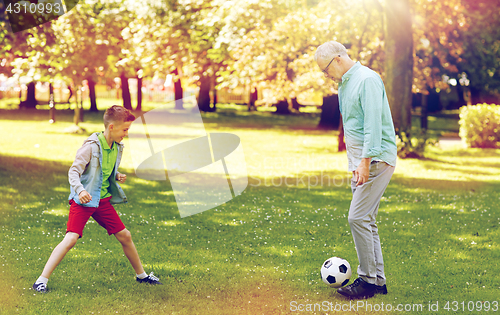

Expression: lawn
xmin=0 ymin=105 xmax=499 ymax=314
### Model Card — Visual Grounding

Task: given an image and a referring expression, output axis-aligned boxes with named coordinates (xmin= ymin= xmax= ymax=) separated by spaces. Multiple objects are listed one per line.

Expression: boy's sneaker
xmin=136 ymin=272 xmax=162 ymax=285
xmin=32 ymin=282 xmax=48 ymax=293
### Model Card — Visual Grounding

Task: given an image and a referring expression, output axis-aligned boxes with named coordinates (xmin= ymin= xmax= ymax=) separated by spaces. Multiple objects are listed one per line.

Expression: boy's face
xmin=109 ymin=121 xmax=132 ymax=143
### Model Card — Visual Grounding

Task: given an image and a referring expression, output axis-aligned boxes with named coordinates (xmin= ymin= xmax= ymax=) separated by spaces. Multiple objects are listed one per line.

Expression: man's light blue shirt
xmin=338 ymin=62 xmax=397 ymax=172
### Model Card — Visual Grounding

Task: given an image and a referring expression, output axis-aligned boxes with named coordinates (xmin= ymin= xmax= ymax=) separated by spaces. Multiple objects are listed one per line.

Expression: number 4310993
xmin=6 ymin=2 xmax=63 ymax=15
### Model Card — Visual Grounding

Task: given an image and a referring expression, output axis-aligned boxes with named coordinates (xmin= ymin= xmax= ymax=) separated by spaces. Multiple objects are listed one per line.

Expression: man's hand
xmin=78 ymin=190 xmax=92 ymax=204
xmin=116 ymin=173 xmax=126 ymax=183
xmin=354 ymin=158 xmax=371 ymax=186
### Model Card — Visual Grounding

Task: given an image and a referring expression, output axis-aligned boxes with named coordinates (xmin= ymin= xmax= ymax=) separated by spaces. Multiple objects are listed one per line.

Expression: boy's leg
xmin=93 ymin=198 xmax=161 ymax=284
xmin=34 ymin=200 xmax=93 ymax=291
xmin=33 ymin=232 xmax=80 ymax=292
xmin=114 ymin=229 xmax=145 ymax=275
xmin=115 ymin=229 xmax=162 ymax=284
xmin=91 ymin=198 xmax=145 ymax=275
xmin=40 ymin=232 xmax=80 ymax=278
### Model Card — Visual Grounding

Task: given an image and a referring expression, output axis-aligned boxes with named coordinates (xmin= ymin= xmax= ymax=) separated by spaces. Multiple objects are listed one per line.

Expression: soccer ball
xmin=320 ymin=257 xmax=352 ymax=288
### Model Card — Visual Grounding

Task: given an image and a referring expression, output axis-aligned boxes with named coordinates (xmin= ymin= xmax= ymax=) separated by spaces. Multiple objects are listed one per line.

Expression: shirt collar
xmin=341 ymin=61 xmax=362 ymax=84
xmin=98 ymin=132 xmax=113 ymax=150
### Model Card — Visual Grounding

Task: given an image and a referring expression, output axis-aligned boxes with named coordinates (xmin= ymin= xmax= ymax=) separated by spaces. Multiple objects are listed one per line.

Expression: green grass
xmin=1 ymin=107 xmax=499 ymax=314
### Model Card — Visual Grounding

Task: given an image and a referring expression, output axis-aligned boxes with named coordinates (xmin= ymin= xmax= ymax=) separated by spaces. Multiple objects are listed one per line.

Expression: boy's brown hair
xmin=103 ymin=105 xmax=135 ymax=128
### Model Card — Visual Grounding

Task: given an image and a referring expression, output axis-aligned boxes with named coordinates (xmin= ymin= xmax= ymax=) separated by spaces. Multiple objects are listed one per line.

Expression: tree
xmin=383 ymin=0 xmax=413 ymax=137
xmin=4 ymin=0 xmax=63 ymax=33
xmin=219 ymin=1 xmax=327 ymax=110
xmin=120 ymin=0 xmax=215 ymax=111
xmin=44 ymin=0 xmax=112 ymax=111
xmin=182 ymin=1 xmax=225 ymax=112
xmin=458 ymin=0 xmax=500 ymax=103
xmin=0 ymin=2 xmax=10 ymax=60
xmin=116 ymin=1 xmax=153 ymax=111
xmin=1 ymin=21 xmax=58 ymax=109
xmin=221 ymin=0 xmax=383 ymax=115
xmin=172 ymin=68 xmax=184 ymax=109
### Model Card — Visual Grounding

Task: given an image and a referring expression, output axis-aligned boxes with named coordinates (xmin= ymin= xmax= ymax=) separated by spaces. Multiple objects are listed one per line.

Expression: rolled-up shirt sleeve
xmin=360 ymin=77 xmax=384 ymax=158
xmin=68 ymin=142 xmax=92 ymax=196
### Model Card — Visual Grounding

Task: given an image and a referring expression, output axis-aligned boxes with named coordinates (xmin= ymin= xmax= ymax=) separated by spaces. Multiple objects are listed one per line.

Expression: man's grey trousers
xmin=349 ymin=161 xmax=395 ymax=286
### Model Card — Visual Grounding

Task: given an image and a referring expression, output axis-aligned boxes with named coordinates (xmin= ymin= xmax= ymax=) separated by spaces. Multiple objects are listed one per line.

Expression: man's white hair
xmin=314 ymin=41 xmax=348 ymax=64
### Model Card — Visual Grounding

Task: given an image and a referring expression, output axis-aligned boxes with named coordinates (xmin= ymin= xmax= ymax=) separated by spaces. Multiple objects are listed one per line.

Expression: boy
xmin=33 ymin=105 xmax=162 ymax=293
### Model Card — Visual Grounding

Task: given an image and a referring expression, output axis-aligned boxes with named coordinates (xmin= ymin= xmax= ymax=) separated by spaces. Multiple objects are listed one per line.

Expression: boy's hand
xmin=78 ymin=190 xmax=92 ymax=204
xmin=116 ymin=173 xmax=126 ymax=183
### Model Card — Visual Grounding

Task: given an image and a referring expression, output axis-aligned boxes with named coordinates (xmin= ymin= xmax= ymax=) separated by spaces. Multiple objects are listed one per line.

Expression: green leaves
xmin=459 ymin=104 xmax=500 ymax=148
xmin=1 ymin=0 xmax=498 ymax=106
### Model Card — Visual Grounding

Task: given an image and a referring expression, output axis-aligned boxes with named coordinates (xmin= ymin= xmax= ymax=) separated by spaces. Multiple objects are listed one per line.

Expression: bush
xmin=459 ymin=104 xmax=500 ymax=148
xmin=396 ymin=130 xmax=436 ymax=159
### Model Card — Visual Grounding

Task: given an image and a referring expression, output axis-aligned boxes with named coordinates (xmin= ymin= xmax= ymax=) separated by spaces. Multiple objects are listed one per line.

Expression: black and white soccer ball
xmin=320 ymin=257 xmax=352 ymax=288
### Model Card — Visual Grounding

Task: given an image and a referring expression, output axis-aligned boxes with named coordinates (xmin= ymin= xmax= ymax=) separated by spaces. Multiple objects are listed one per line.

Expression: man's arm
xmin=360 ymin=77 xmax=384 ymax=159
xmin=355 ymin=76 xmax=385 ymax=186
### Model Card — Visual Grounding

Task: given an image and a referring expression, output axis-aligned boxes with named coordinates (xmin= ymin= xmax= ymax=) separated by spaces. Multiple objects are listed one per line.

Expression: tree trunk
xmin=384 ymin=0 xmax=413 ymax=137
xmin=338 ymin=116 xmax=346 ymax=152
xmin=136 ymin=76 xmax=143 ymax=111
xmin=67 ymin=84 xmax=73 ymax=104
xmin=197 ymin=74 xmax=215 ymax=112
xmin=49 ymin=82 xmax=54 ymax=102
xmin=248 ymin=86 xmax=257 ymax=111
xmin=79 ymin=86 xmax=84 ymax=122
xmin=121 ymin=72 xmax=132 ymax=110
xmin=74 ymin=86 xmax=81 ymax=125
xmin=420 ymin=93 xmax=428 ymax=132
xmin=212 ymin=87 xmax=218 ymax=109
xmin=173 ymin=68 xmax=184 ymax=109
xmin=49 ymin=83 xmax=56 ymax=123
xmin=427 ymin=89 xmax=442 ymax=113
xmin=21 ymin=81 xmax=38 ymax=109
xmin=74 ymin=105 xmax=81 ymax=125
xmin=455 ymin=79 xmax=466 ymax=109
xmin=318 ymin=94 xmax=341 ymax=130
xmin=291 ymin=97 xmax=300 ymax=111
xmin=274 ymin=100 xmax=291 ymax=114
xmin=211 ymin=74 xmax=218 ymax=110
xmin=88 ymin=77 xmax=98 ymax=112
xmin=469 ymin=85 xmax=481 ymax=105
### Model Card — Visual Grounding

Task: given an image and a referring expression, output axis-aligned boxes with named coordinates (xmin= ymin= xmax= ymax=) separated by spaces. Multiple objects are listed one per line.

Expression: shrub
xmin=459 ymin=104 xmax=500 ymax=148
xmin=396 ymin=130 xmax=436 ymax=159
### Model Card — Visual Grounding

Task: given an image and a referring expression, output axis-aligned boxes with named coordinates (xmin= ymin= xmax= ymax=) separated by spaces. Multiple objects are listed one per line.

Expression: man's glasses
xmin=322 ymin=55 xmax=340 ymax=75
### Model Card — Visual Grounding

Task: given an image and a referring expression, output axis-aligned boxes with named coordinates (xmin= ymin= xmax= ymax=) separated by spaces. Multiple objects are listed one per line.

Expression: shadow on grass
xmin=0 ymin=108 xmax=101 ymax=123
xmin=0 ymin=108 xmax=324 ymax=132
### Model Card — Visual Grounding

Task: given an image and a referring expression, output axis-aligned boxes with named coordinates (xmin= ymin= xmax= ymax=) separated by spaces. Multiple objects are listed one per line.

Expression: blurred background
xmin=1 ymin=0 xmax=499 ymax=153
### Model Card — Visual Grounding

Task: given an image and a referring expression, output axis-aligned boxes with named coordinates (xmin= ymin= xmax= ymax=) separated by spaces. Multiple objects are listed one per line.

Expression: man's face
xmin=319 ymin=55 xmax=343 ymax=81
xmin=109 ymin=121 xmax=132 ymax=143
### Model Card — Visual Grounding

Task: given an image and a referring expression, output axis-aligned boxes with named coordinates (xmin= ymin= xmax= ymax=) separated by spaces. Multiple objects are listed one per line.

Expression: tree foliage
xmin=459 ymin=0 xmax=500 ymax=102
xmin=411 ymin=0 xmax=467 ymax=93
xmin=220 ymin=0 xmax=384 ymax=105
xmin=1 ymin=0 xmax=499 ymax=117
